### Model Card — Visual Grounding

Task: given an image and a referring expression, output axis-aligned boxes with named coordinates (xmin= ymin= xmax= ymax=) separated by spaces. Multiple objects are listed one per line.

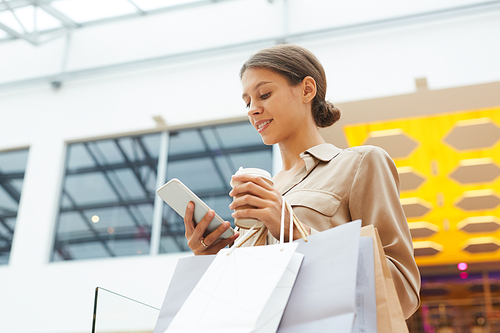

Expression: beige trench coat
xmin=239 ymin=143 xmax=421 ymax=318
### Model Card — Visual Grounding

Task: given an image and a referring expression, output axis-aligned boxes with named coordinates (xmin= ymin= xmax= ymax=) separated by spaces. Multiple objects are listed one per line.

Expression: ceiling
xmin=0 ymin=0 xmax=236 ymax=45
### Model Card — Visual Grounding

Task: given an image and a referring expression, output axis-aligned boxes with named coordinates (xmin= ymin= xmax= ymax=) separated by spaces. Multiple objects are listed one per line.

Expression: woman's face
xmin=241 ymin=67 xmax=309 ymax=146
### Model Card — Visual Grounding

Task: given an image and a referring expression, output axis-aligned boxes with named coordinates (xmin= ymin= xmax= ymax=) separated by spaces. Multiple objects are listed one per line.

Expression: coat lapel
xmin=279 ymin=144 xmax=342 ymax=195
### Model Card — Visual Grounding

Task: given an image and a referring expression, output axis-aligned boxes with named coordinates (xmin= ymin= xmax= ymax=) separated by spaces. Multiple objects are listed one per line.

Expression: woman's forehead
xmin=242 ymin=68 xmax=286 ymax=90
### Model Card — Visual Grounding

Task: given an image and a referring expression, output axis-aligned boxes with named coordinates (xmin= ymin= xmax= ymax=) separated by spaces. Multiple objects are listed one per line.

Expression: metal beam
xmin=0 ymin=216 xmax=15 ymax=235
xmin=197 ymin=128 xmax=231 ymax=193
xmin=0 ymin=21 xmax=37 ymax=44
xmin=0 ymin=178 xmax=21 ymax=203
xmin=83 ymin=142 xmax=148 ymax=228
xmin=63 ymin=143 xmax=268 ymax=175
xmin=0 ymin=171 xmax=25 ymax=179
xmin=59 ymin=196 xmax=153 ymax=214
xmin=1 ymin=0 xmax=500 ymax=89
xmin=58 ymin=189 xmax=116 ymax=257
xmin=54 ymin=226 xmax=154 ymax=244
xmin=54 ymin=245 xmax=72 ymax=260
xmin=0 ymin=232 xmax=12 ymax=242
xmin=113 ymin=138 xmax=151 ymax=197
xmin=66 ymin=158 xmax=158 ymax=175
xmin=0 ymin=0 xmax=33 ymax=11
xmin=0 ymin=0 xmax=238 ymax=35
xmin=167 ymin=144 xmax=271 ymax=163
xmin=126 ymin=0 xmax=146 ymax=16
xmin=0 ymin=212 xmax=17 ymax=219
xmin=67 ymin=0 xmax=238 ymax=28
xmin=0 ymin=245 xmax=13 ymax=253
xmin=38 ymin=2 xmax=79 ymax=28
xmin=2 ymin=0 xmax=28 ymax=34
xmin=35 ymin=27 xmax=69 ymax=44
xmin=135 ymin=136 xmax=158 ymax=178
xmin=212 ymin=127 xmax=236 ymax=172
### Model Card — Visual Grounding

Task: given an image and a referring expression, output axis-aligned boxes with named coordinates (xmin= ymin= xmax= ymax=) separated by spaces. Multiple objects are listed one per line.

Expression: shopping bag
xmin=155 ymin=195 xmax=303 ymax=333
xmin=279 ymin=223 xmax=409 ymax=332
xmin=277 ymin=220 xmax=378 ymax=333
xmin=161 ymin=242 xmax=303 ymax=333
xmin=153 ymin=256 xmax=215 ymax=333
xmin=154 ymin=220 xmax=374 ymax=333
xmin=360 ymin=225 xmax=408 ymax=333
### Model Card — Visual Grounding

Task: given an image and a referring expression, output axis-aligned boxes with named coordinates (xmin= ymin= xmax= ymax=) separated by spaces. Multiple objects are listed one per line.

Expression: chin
xmin=260 ymin=135 xmax=278 ymax=146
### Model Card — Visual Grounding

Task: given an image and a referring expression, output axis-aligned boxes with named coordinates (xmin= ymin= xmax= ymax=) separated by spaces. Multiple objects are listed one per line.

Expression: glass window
xmin=0 ymin=148 xmax=29 ymax=265
xmin=52 ymin=133 xmax=161 ymax=261
xmin=52 ymin=121 xmax=271 ymax=260
xmin=159 ymin=122 xmax=272 ymax=253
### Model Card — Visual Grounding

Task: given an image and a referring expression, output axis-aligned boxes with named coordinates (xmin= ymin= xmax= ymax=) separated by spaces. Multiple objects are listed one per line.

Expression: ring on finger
xmin=201 ymin=239 xmax=209 ymax=248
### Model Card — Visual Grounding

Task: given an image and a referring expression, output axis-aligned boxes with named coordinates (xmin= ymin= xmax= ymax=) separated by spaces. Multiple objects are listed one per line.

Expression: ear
xmin=302 ymin=76 xmax=317 ymax=103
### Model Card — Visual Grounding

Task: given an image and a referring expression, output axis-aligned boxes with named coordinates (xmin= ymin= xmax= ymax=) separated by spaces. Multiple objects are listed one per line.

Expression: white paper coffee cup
xmin=230 ymin=167 xmax=273 ymax=229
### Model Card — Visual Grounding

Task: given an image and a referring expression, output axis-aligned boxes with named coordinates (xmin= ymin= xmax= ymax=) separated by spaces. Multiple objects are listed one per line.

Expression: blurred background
xmin=1 ymin=0 xmax=500 ymax=332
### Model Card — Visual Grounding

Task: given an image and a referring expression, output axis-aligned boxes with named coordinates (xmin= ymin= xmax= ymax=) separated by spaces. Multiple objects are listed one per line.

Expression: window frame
xmin=51 ymin=116 xmax=274 ymax=261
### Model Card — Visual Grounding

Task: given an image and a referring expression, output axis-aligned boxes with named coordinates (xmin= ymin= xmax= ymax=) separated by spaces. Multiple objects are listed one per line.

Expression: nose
xmin=247 ymin=103 xmax=263 ymax=117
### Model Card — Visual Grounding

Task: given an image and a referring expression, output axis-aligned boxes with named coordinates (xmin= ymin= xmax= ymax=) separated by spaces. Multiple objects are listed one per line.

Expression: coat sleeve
xmin=349 ymin=146 xmax=421 ymax=319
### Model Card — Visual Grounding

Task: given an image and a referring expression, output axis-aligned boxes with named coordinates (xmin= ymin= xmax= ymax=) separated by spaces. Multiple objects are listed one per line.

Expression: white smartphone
xmin=156 ymin=178 xmax=235 ymax=239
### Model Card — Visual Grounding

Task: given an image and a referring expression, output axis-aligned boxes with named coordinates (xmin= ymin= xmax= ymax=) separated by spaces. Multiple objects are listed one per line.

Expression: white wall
xmin=0 ymin=1 xmax=500 ymax=332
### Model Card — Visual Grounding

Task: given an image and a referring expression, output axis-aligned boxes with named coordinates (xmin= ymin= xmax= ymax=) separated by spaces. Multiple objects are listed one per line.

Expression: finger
xmin=233 ymin=173 xmax=273 ymax=186
xmin=230 ymin=174 xmax=274 ymax=193
xmin=230 ymin=180 xmax=274 ymax=199
xmin=194 ymin=232 xmax=240 ymax=256
xmin=207 ymin=233 xmax=240 ymax=254
xmin=229 ymin=191 xmax=279 ymax=211
xmin=231 ymin=206 xmax=275 ymax=223
xmin=202 ymin=221 xmax=232 ymax=246
xmin=192 ymin=209 xmax=215 ymax=240
xmin=183 ymin=201 xmax=196 ymax=236
xmin=232 ymin=174 xmax=274 ymax=191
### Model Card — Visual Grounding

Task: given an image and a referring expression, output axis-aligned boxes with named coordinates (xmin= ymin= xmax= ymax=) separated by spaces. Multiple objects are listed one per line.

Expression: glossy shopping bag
xmin=157 ymin=242 xmax=303 ymax=333
xmin=154 ymin=220 xmax=379 ymax=333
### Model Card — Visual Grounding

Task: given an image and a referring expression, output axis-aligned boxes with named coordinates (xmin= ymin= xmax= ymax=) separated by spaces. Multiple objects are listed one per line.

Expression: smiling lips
xmin=256 ymin=120 xmax=272 ymax=133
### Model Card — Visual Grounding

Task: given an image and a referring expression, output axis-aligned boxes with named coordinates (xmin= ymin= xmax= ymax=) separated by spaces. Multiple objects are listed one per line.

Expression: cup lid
xmin=234 ymin=167 xmax=272 ymax=180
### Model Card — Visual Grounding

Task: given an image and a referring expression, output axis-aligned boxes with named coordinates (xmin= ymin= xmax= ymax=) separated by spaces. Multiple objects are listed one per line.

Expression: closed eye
xmin=245 ymin=92 xmax=270 ymax=108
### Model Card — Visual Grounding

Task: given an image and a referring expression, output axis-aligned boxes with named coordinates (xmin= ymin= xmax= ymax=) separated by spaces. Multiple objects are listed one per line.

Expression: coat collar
xmin=300 ymin=143 xmax=342 ymax=166
xmin=279 ymin=143 xmax=342 ymax=195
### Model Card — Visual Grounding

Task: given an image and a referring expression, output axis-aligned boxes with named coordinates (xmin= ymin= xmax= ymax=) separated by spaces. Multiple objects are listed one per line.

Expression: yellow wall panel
xmin=344 ymin=107 xmax=500 ymax=266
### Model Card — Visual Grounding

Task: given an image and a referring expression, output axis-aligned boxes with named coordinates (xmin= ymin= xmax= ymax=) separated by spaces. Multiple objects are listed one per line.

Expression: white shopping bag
xmin=164 ymin=242 xmax=303 ymax=333
xmin=154 ymin=220 xmax=377 ymax=333
xmin=278 ymin=220 xmax=377 ymax=333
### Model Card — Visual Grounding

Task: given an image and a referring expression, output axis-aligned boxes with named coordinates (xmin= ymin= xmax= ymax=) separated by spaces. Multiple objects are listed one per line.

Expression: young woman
xmin=183 ymin=44 xmax=421 ymax=318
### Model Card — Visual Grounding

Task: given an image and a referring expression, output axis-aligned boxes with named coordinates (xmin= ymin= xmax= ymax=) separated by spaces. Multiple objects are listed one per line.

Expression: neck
xmin=278 ymin=127 xmax=326 ymax=171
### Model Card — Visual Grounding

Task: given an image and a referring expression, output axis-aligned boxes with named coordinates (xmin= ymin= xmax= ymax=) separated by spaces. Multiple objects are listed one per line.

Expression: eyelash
xmin=246 ymin=93 xmax=271 ymax=108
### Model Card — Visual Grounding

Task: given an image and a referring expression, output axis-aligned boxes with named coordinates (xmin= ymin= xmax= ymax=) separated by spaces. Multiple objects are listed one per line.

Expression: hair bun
xmin=314 ymin=100 xmax=341 ymax=128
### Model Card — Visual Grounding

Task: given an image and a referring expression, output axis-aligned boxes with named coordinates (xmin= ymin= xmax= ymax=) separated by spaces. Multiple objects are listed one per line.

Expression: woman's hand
xmin=229 ymin=174 xmax=309 ymax=241
xmin=184 ymin=202 xmax=240 ymax=255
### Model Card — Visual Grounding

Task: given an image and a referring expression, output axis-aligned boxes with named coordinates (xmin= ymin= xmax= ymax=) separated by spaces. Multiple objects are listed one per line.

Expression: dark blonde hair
xmin=240 ymin=44 xmax=341 ymax=128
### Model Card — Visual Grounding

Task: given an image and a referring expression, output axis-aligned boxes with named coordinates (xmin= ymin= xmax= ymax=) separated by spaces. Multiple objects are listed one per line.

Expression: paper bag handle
xmin=228 ymin=196 xmax=295 ymax=254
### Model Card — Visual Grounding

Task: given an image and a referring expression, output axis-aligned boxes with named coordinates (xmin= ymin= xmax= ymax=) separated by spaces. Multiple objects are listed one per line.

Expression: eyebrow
xmin=242 ymin=81 xmax=272 ymax=99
